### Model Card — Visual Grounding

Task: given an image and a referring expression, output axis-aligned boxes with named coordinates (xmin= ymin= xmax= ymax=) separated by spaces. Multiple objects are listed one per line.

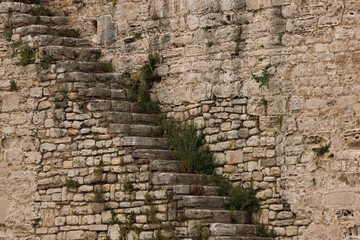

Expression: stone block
xmin=0 ymin=197 xmax=7 ymax=224
xmin=2 ymin=92 xmax=19 ymax=112
xmin=246 ymin=0 xmax=271 ymax=10
xmin=97 ymin=15 xmax=117 ymax=45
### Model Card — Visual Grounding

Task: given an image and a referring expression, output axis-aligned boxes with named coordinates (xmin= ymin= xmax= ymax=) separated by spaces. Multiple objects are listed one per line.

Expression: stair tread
xmin=26 ymin=35 xmax=91 ymax=47
xmin=121 ymin=136 xmax=166 ymax=148
xmin=12 ymin=13 xmax=68 ymax=26
xmin=132 ymin=149 xmax=173 ymax=159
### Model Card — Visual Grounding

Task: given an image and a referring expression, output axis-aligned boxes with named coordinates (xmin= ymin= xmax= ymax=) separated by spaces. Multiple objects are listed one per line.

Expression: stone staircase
xmin=3 ymin=1 xmax=274 ymax=239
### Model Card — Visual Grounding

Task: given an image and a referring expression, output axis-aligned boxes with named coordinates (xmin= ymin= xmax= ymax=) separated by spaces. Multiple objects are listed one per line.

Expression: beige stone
xmin=2 ymin=92 xmax=19 ymax=112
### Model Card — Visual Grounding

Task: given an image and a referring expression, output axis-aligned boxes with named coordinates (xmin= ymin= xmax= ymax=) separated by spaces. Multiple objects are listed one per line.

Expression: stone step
xmin=151 ymin=172 xmax=205 ymax=186
xmin=173 ymin=184 xmax=219 ymax=196
xmin=184 ymin=209 xmax=247 ymax=224
xmin=14 ymin=25 xmax=80 ymax=38
xmin=181 ymin=195 xmax=228 ymax=209
xmin=121 ymin=136 xmax=166 ymax=148
xmin=80 ymin=88 xmax=126 ymax=99
xmin=86 ymin=100 xmax=140 ymax=113
xmin=150 ymin=160 xmax=179 ymax=172
xmin=40 ymin=46 xmax=101 ymax=62
xmin=109 ymin=124 xmax=159 ymax=136
xmin=64 ymin=72 xmax=123 ymax=83
xmin=25 ymin=35 xmax=91 ymax=47
xmin=132 ymin=149 xmax=173 ymax=159
xmin=106 ymin=112 xmax=159 ymax=124
xmin=210 ymin=223 xmax=256 ymax=236
xmin=0 ymin=2 xmax=33 ymax=14
xmin=56 ymin=60 xmax=105 ymax=73
xmin=12 ymin=13 xmax=68 ymax=27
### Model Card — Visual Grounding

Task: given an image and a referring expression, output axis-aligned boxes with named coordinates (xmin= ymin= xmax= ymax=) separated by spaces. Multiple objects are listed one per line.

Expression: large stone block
xmin=2 ymin=92 xmax=19 ymax=112
xmin=97 ymin=15 xmax=117 ymax=45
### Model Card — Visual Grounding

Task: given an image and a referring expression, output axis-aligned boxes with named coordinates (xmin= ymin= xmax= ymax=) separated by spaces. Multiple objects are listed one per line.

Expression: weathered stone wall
xmin=0 ymin=4 xmax=40 ymax=239
xmin=1 ymin=0 xmax=360 ymax=239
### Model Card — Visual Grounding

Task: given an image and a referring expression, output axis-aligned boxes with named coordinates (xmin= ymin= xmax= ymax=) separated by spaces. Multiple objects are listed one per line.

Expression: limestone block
xmin=0 ymin=197 xmax=7 ymax=224
xmin=42 ymin=209 xmax=55 ymax=227
xmin=246 ymin=0 xmax=271 ymax=10
xmin=97 ymin=15 xmax=117 ymax=45
xmin=226 ymin=149 xmax=243 ymax=164
xmin=2 ymin=92 xmax=19 ymax=112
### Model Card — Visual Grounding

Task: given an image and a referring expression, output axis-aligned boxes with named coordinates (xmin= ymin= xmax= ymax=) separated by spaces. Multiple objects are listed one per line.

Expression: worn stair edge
xmin=121 ymin=136 xmax=166 ymax=148
xmin=132 ymin=149 xmax=173 ymax=159
xmin=184 ymin=209 xmax=247 ymax=224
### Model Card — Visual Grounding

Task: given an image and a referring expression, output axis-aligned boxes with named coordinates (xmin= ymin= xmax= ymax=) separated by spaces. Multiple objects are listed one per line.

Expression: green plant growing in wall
xmin=145 ymin=205 xmax=161 ymax=224
xmin=152 ymin=229 xmax=166 ymax=240
xmin=314 ymin=144 xmax=330 ymax=156
xmin=32 ymin=5 xmax=54 ymax=16
xmin=234 ymin=45 xmax=240 ymax=53
xmin=276 ymin=115 xmax=283 ymax=126
xmin=206 ymin=41 xmax=214 ymax=47
xmin=10 ymin=81 xmax=18 ymax=92
xmin=252 ymin=68 xmax=272 ymax=87
xmin=122 ymin=51 xmax=161 ymax=114
xmin=255 ymin=223 xmax=277 ymax=237
xmin=108 ymin=209 xmax=120 ymax=225
xmin=196 ymin=223 xmax=210 ymax=240
xmin=65 ymin=178 xmax=80 ymax=190
xmin=94 ymin=51 xmax=102 ymax=60
xmin=225 ymin=182 xmax=260 ymax=214
xmin=13 ymin=0 xmax=41 ymax=3
xmin=229 ymin=211 xmax=238 ymax=223
xmin=102 ymin=62 xmax=114 ymax=72
xmin=177 ymin=213 xmax=186 ymax=222
xmin=134 ymin=32 xmax=142 ymax=39
xmin=39 ymin=54 xmax=53 ymax=69
xmin=123 ymin=177 xmax=134 ymax=192
xmin=151 ymin=12 xmax=160 ymax=20
xmin=5 ymin=28 xmax=13 ymax=41
xmin=145 ymin=193 xmax=156 ymax=203
xmin=94 ymin=187 xmax=105 ymax=203
xmin=61 ymin=29 xmax=80 ymax=38
xmin=19 ymin=44 xmax=38 ymax=66
xmin=112 ymin=0 xmax=117 ymax=6
xmin=95 ymin=166 xmax=104 ymax=176
xmin=160 ymin=118 xmax=217 ymax=175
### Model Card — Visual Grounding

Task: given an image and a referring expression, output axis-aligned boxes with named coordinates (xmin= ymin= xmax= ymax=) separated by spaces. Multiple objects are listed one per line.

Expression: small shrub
xmin=206 ymin=41 xmax=214 ymax=47
xmin=108 ymin=209 xmax=120 ymax=225
xmin=160 ymin=118 xmax=216 ymax=175
xmin=235 ymin=27 xmax=242 ymax=42
xmin=190 ymin=184 xmax=204 ymax=196
xmin=225 ymin=182 xmax=260 ymax=213
xmin=145 ymin=193 xmax=156 ymax=203
xmin=244 ymin=20 xmax=250 ymax=24
xmin=314 ymin=144 xmax=330 ymax=156
xmin=65 ymin=178 xmax=80 ymax=190
xmin=10 ymin=81 xmax=18 ymax=92
xmin=55 ymin=102 xmax=61 ymax=109
xmin=261 ymin=98 xmax=267 ymax=107
xmin=196 ymin=223 xmax=210 ymax=240
xmin=134 ymin=32 xmax=141 ymax=39
xmin=145 ymin=206 xmax=160 ymax=223
xmin=206 ymin=174 xmax=233 ymax=196
xmin=112 ymin=0 xmax=117 ymax=6
xmin=151 ymin=12 xmax=160 ymax=20
xmin=61 ymin=29 xmax=80 ymax=38
xmin=252 ymin=68 xmax=272 ymax=87
xmin=94 ymin=51 xmax=102 ymax=60
xmin=95 ymin=166 xmax=104 ymax=176
xmin=32 ymin=5 xmax=54 ymax=16
xmin=278 ymin=34 xmax=283 ymax=43
xmin=220 ymin=20 xmax=228 ymax=25
xmin=121 ymin=51 xmax=161 ymax=114
xmin=234 ymin=45 xmax=240 ymax=53
xmin=123 ymin=177 xmax=134 ymax=192
xmin=5 ymin=28 xmax=13 ymax=41
xmin=152 ymin=229 xmax=166 ymax=240
xmin=256 ymin=223 xmax=277 ymax=237
xmin=177 ymin=213 xmax=186 ymax=222
xmin=276 ymin=115 xmax=283 ymax=126
xmin=104 ymin=236 xmax=111 ymax=240
xmin=40 ymin=54 xmax=53 ymax=69
xmin=19 ymin=45 xmax=38 ymax=66
xmin=229 ymin=211 xmax=238 ymax=223
xmin=102 ymin=62 xmax=114 ymax=72
xmin=93 ymin=188 xmax=105 ymax=203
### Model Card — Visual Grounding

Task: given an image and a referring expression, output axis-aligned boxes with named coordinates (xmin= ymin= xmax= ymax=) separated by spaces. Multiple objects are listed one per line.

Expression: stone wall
xmin=1 ymin=0 xmax=360 ymax=239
